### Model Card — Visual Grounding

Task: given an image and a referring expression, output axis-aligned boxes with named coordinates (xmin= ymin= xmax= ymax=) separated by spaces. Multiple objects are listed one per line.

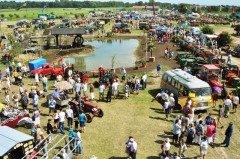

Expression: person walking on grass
xmin=169 ymin=93 xmax=175 ymax=114
xmin=66 ymin=105 xmax=73 ymax=128
xmin=99 ymin=83 xmax=105 ymax=101
xmin=48 ymin=96 xmax=56 ymax=116
xmin=89 ymin=83 xmax=95 ymax=101
xmin=232 ymin=94 xmax=239 ymax=113
xmin=59 ymin=108 xmax=66 ymax=134
xmin=79 ymin=110 xmax=87 ymax=133
xmin=172 ymin=119 xmax=181 ymax=145
xmin=135 ymin=77 xmax=140 ymax=95
xmin=195 ymin=120 xmax=204 ymax=145
xmin=200 ymin=136 xmax=208 ymax=159
xmin=129 ymin=138 xmax=137 ymax=159
xmin=124 ymin=83 xmax=129 ymax=99
xmin=224 ymin=96 xmax=232 ymax=118
xmin=106 ymin=83 xmax=112 ymax=102
xmin=164 ymin=98 xmax=170 ymax=121
xmin=157 ymin=64 xmax=161 ymax=77
xmin=53 ymin=110 xmax=59 ymax=132
xmin=42 ymin=75 xmax=48 ymax=92
xmin=221 ymin=122 xmax=234 ymax=147
xmin=121 ymin=68 xmax=126 ymax=82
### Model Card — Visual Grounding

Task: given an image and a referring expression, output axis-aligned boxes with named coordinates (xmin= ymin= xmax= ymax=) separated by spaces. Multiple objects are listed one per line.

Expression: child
xmin=200 ymin=136 xmax=208 ymax=159
xmin=217 ymin=105 xmax=224 ymax=128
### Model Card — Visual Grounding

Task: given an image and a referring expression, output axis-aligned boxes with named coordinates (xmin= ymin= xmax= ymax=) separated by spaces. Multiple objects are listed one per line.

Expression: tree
xmin=149 ymin=0 xmax=155 ymax=15
xmin=201 ymin=25 xmax=214 ymax=34
xmin=217 ymin=32 xmax=232 ymax=47
xmin=7 ymin=34 xmax=23 ymax=58
xmin=178 ymin=3 xmax=188 ymax=14
xmin=136 ymin=1 xmax=144 ymax=6
xmin=148 ymin=42 xmax=155 ymax=57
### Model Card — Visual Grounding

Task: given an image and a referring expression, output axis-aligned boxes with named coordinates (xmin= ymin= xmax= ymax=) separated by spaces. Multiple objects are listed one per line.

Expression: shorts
xmin=136 ymin=85 xmax=139 ymax=90
xmin=233 ymin=103 xmax=238 ymax=109
xmin=113 ymin=90 xmax=118 ymax=95
xmin=125 ymin=93 xmax=128 ymax=97
xmin=157 ymin=71 xmax=161 ymax=74
xmin=54 ymin=119 xmax=59 ymax=123
xmin=201 ymin=150 xmax=207 ymax=155
xmin=207 ymin=136 xmax=213 ymax=144
xmin=80 ymin=121 xmax=86 ymax=127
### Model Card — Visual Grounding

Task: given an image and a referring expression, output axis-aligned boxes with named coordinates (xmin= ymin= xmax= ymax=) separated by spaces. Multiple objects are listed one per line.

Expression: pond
xmin=63 ymin=39 xmax=139 ymax=71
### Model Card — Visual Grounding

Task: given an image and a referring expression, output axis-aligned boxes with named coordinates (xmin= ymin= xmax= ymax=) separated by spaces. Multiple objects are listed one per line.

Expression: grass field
xmin=0 ymin=8 xmax=123 ymax=21
xmin=0 ymin=9 xmax=240 ymax=158
xmin=0 ymin=63 xmax=238 ymax=159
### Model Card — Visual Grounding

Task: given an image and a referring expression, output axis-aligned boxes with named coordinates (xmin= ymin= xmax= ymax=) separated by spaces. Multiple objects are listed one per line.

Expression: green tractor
xmin=180 ymin=57 xmax=208 ymax=70
xmin=175 ymin=52 xmax=194 ymax=62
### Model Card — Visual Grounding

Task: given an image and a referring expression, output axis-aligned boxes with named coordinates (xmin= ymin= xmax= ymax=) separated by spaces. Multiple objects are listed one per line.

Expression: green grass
xmin=0 ymin=8 xmax=123 ymax=21
xmin=0 ymin=64 xmax=237 ymax=159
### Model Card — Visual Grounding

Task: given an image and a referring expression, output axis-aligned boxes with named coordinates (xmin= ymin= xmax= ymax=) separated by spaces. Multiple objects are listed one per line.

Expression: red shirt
xmin=206 ymin=125 xmax=215 ymax=137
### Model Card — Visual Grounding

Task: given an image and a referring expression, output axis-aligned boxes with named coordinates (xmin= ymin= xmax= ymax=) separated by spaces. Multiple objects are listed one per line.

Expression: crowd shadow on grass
xmin=146 ymin=156 xmax=160 ymax=159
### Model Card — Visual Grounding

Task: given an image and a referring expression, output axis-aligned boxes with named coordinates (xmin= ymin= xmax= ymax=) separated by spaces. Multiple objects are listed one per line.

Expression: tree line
xmin=0 ymin=1 xmax=239 ymax=14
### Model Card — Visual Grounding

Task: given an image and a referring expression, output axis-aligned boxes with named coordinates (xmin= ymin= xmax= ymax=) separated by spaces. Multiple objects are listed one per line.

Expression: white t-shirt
xmin=82 ymin=83 xmax=87 ymax=91
xmin=224 ymin=99 xmax=232 ymax=106
xmin=233 ymin=96 xmax=239 ymax=105
xmin=130 ymin=141 xmax=137 ymax=152
xmin=142 ymin=74 xmax=147 ymax=82
xmin=169 ymin=96 xmax=175 ymax=106
xmin=65 ymin=109 xmax=73 ymax=118
xmin=164 ymin=142 xmax=171 ymax=151
xmin=200 ymin=140 xmax=208 ymax=151
xmin=112 ymin=82 xmax=118 ymax=90
xmin=59 ymin=111 xmax=65 ymax=122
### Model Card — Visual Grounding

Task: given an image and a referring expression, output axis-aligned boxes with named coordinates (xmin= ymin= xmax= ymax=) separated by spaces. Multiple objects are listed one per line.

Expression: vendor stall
xmin=0 ymin=106 xmax=30 ymax=128
xmin=0 ymin=126 xmax=34 ymax=159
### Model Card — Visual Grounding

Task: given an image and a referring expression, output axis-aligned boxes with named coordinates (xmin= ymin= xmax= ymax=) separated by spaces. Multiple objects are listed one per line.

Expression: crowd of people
xmin=154 ymin=87 xmax=238 ymax=159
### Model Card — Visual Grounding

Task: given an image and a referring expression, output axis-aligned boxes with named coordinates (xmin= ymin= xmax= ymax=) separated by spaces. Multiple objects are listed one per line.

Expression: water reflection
xmin=63 ymin=39 xmax=139 ymax=71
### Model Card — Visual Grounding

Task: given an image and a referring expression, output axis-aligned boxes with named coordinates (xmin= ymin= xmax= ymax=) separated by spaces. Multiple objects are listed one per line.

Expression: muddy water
xmin=63 ymin=39 xmax=139 ymax=71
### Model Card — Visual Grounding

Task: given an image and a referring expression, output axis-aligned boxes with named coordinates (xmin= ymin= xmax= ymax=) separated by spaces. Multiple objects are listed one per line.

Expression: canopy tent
xmin=0 ymin=126 xmax=33 ymax=158
xmin=155 ymin=26 xmax=168 ymax=31
xmin=179 ymin=24 xmax=191 ymax=29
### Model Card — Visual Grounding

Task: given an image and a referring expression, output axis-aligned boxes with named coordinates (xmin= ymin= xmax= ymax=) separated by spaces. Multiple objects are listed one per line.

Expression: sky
xmin=11 ymin=0 xmax=240 ymax=6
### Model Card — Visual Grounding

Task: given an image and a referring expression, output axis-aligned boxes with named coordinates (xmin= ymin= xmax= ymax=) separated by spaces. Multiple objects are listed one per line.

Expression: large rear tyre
xmin=85 ymin=113 xmax=93 ymax=123
xmin=97 ymin=108 xmax=104 ymax=118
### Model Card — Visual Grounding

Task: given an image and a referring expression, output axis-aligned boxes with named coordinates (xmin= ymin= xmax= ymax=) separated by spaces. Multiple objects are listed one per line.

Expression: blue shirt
xmin=79 ymin=114 xmax=86 ymax=122
xmin=157 ymin=65 xmax=161 ymax=71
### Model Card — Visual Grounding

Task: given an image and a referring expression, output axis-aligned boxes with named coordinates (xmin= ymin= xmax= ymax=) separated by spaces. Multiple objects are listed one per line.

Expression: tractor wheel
xmin=97 ymin=108 xmax=104 ymax=118
xmin=85 ymin=113 xmax=93 ymax=123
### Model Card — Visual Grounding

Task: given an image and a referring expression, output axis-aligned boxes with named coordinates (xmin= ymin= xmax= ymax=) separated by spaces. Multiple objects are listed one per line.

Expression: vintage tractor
xmin=221 ymin=63 xmax=239 ymax=80
xmin=98 ymin=66 xmax=116 ymax=86
xmin=68 ymin=100 xmax=104 ymax=123
xmin=175 ymin=52 xmax=194 ymax=62
xmin=196 ymin=64 xmax=227 ymax=98
xmin=180 ymin=57 xmax=208 ymax=70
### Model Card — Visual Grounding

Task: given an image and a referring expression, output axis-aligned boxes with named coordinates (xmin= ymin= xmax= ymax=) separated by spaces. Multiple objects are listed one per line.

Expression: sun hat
xmin=170 ymin=93 xmax=174 ymax=97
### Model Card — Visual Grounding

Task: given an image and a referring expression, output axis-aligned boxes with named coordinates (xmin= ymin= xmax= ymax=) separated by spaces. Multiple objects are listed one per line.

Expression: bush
xmin=217 ymin=32 xmax=232 ymax=47
xmin=0 ymin=14 xmax=4 ymax=18
xmin=9 ymin=14 xmax=13 ymax=18
xmin=201 ymin=25 xmax=214 ymax=34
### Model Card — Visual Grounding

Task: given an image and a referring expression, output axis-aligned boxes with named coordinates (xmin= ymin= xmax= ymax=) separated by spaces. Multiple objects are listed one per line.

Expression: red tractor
xmin=197 ymin=64 xmax=227 ymax=98
xmin=68 ymin=99 xmax=104 ymax=123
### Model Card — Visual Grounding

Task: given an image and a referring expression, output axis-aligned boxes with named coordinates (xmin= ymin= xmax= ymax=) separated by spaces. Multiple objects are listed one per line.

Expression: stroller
xmin=14 ymin=76 xmax=23 ymax=85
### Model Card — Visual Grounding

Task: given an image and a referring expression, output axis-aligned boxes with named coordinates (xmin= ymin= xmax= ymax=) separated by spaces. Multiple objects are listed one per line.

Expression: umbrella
xmin=18 ymin=117 xmax=34 ymax=126
xmin=54 ymin=81 xmax=73 ymax=90
xmin=213 ymin=86 xmax=221 ymax=93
